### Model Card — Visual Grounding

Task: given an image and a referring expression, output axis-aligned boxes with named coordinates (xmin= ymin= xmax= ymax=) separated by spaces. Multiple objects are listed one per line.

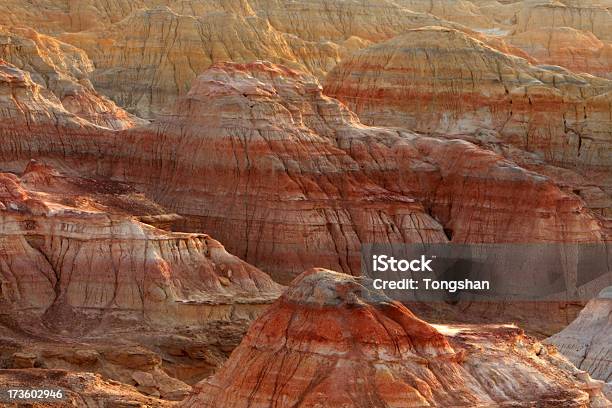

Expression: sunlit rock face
xmin=547 ymin=287 xmax=612 ymax=384
xmin=109 ymin=61 xmax=448 ymax=280
xmin=1 ymin=18 xmax=607 ymax=284
xmin=507 ymin=27 xmax=612 ymax=80
xmin=0 ymin=0 xmax=454 ymax=118
xmin=324 ymin=26 xmax=612 ymax=172
xmin=0 ymin=1 xmax=609 ymax=405
xmin=1 ymin=0 xmax=611 ymax=122
xmin=0 ymin=54 xmax=606 ymax=283
xmin=106 ymin=61 xmax=605 ymax=282
xmin=57 ymin=6 xmax=347 ymax=118
xmin=0 ymin=160 xmax=282 ymax=327
xmin=0 ymin=59 xmax=120 ymax=173
xmin=323 ymin=25 xmax=612 ymax=228
xmin=0 ymin=26 xmax=143 ymax=130
xmin=180 ymin=268 xmax=610 ymax=408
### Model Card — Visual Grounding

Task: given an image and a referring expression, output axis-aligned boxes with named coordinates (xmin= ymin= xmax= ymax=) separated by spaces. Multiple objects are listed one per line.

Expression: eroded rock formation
xmin=0 ymin=26 xmax=143 ymax=130
xmin=58 ymin=6 xmax=345 ymax=117
xmin=0 ymin=157 xmax=281 ymax=400
xmin=52 ymin=0 xmax=454 ymax=117
xmin=1 ymin=0 xmax=611 ymax=121
xmin=0 ymin=53 xmax=606 ymax=280
xmin=0 ymin=58 xmax=130 ymax=174
xmin=515 ymin=1 xmax=612 ymax=42
xmin=547 ymin=286 xmax=612 ymax=384
xmin=181 ymin=268 xmax=611 ymax=407
xmin=110 ymin=61 xmax=605 ymax=282
xmin=0 ymin=160 xmax=282 ymax=327
xmin=0 ymin=1 xmax=609 ymax=405
xmin=508 ymin=27 xmax=612 ymax=79
xmin=323 ymin=26 xmax=612 ymax=186
xmin=0 ymin=369 xmax=174 ymax=407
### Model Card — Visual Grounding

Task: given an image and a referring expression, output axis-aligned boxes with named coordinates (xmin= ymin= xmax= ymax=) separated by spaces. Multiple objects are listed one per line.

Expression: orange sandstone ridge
xmin=0 ymin=1 xmax=609 ymax=405
xmin=515 ymin=1 xmax=612 ymax=42
xmin=323 ymin=26 xmax=612 ymax=194
xmin=1 ymin=0 xmax=611 ymax=119
xmin=0 ymin=0 xmax=455 ymax=118
xmin=181 ymin=268 xmax=611 ymax=408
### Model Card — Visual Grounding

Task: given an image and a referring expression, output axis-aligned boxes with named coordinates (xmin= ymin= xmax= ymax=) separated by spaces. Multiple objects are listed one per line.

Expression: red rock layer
xmin=0 ymin=59 xmax=605 ymax=282
xmin=107 ymin=61 xmax=604 ymax=281
xmin=0 ymin=0 xmax=454 ymax=118
xmin=323 ymin=26 xmax=612 ymax=174
xmin=110 ymin=61 xmax=448 ymax=280
xmin=181 ymin=268 xmax=610 ymax=407
xmin=0 ymin=0 xmax=537 ymax=119
xmin=56 ymin=1 xmax=529 ymax=118
xmin=0 ymin=161 xmax=282 ymax=328
xmin=0 ymin=59 xmax=121 ymax=172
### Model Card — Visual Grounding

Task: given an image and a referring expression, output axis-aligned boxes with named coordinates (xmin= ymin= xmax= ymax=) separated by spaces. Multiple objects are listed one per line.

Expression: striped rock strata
xmin=110 ymin=61 xmax=605 ymax=281
xmin=0 ymin=59 xmax=606 ymax=282
xmin=181 ymin=268 xmax=611 ymax=407
xmin=0 ymin=160 xmax=282 ymax=327
xmin=323 ymin=26 xmax=612 ymax=196
xmin=508 ymin=27 xmax=612 ymax=79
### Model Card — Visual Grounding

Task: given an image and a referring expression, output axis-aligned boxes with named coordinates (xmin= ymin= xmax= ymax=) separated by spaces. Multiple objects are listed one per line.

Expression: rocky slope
xmin=58 ymin=6 xmax=344 ymax=117
xmin=323 ymin=27 xmax=612 ymax=192
xmin=0 ymin=319 xmax=247 ymax=401
xmin=547 ymin=286 xmax=612 ymax=384
xmin=108 ymin=61 xmax=605 ymax=282
xmin=111 ymin=61 xmax=448 ymax=280
xmin=181 ymin=268 xmax=611 ymax=407
xmin=507 ymin=27 xmax=612 ymax=79
xmin=0 ymin=59 xmax=130 ymax=170
xmin=0 ymin=150 xmax=282 ymax=402
xmin=0 ymin=1 xmax=609 ymax=405
xmin=0 ymin=51 xmax=607 ymax=284
xmin=0 ymin=160 xmax=281 ymax=327
xmin=54 ymin=1 xmax=541 ymax=118
xmin=1 ymin=9 xmax=608 ymax=282
xmin=55 ymin=1 xmax=452 ymax=117
xmin=0 ymin=25 xmax=143 ymax=130
xmin=0 ymin=59 xmax=284 ymax=399
xmin=1 ymin=0 xmax=611 ymax=120
xmin=394 ymin=0 xmax=503 ymax=29
xmin=515 ymin=1 xmax=612 ymax=42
